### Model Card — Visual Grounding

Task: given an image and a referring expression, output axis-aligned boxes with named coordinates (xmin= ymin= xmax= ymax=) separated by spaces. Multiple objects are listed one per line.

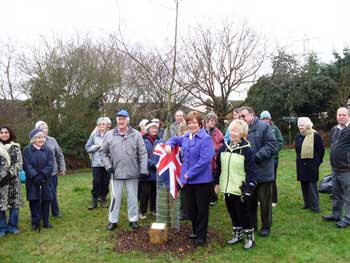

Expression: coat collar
xmin=184 ymin=128 xmax=206 ymax=139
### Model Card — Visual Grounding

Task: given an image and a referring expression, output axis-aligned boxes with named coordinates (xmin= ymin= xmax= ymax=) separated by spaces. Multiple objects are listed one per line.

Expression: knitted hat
xmin=139 ymin=119 xmax=149 ymax=128
xmin=260 ymin=111 xmax=271 ymax=120
xmin=29 ymin=128 xmax=45 ymax=141
xmin=116 ymin=109 xmax=129 ymax=118
xmin=35 ymin=120 xmax=48 ymax=129
xmin=144 ymin=121 xmax=158 ymax=132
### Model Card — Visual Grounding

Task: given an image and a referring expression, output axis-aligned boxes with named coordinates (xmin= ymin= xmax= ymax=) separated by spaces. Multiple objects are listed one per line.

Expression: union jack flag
xmin=153 ymin=143 xmax=183 ymax=199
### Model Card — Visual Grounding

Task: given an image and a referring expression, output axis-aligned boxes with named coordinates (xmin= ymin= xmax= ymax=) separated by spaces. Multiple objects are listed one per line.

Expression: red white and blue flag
xmin=153 ymin=143 xmax=183 ymax=199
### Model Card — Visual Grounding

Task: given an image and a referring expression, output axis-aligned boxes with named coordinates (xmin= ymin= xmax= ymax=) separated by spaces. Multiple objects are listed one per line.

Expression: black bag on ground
xmin=319 ymin=173 xmax=333 ymax=193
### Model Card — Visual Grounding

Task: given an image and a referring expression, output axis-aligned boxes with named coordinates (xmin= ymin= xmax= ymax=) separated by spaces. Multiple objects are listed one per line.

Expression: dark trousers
xmin=91 ymin=167 xmax=109 ymax=201
xmin=183 ymin=183 xmax=211 ymax=240
xmin=248 ymin=181 xmax=273 ymax=230
xmin=272 ymin=161 xmax=278 ymax=203
xmin=29 ymin=200 xmax=50 ymax=226
xmin=209 ymin=182 xmax=218 ymax=203
xmin=139 ymin=181 xmax=156 ymax=214
xmin=50 ymin=174 xmax=60 ymax=216
xmin=225 ymin=194 xmax=252 ymax=229
xmin=300 ymin=181 xmax=319 ymax=212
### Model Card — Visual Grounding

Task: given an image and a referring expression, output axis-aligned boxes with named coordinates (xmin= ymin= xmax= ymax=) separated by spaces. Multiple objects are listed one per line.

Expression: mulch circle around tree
xmin=115 ymin=223 xmax=225 ymax=257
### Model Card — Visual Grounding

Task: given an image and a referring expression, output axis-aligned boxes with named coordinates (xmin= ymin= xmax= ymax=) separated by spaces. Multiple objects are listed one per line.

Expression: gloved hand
xmin=107 ymin=168 xmax=114 ymax=179
xmin=140 ymin=173 xmax=148 ymax=178
xmin=255 ymin=155 xmax=262 ymax=165
xmin=240 ymin=181 xmax=257 ymax=204
xmin=33 ymin=175 xmax=45 ymax=186
xmin=151 ymin=163 xmax=157 ymax=171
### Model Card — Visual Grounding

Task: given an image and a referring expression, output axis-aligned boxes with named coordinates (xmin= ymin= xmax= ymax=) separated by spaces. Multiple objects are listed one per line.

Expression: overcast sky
xmin=1 ymin=0 xmax=349 ymax=61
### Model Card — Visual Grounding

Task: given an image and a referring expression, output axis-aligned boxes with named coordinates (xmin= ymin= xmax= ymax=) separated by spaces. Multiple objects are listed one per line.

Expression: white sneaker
xmin=139 ymin=214 xmax=147 ymax=220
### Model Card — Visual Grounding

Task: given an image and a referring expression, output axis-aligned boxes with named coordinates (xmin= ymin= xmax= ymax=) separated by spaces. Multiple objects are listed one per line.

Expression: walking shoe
xmin=209 ymin=201 xmax=217 ymax=206
xmin=52 ymin=214 xmax=63 ymax=218
xmin=336 ymin=221 xmax=350 ymax=228
xmin=106 ymin=222 xmax=118 ymax=231
xmin=187 ymin=233 xmax=197 ymax=239
xmin=0 ymin=231 xmax=6 ymax=237
xmin=31 ymin=224 xmax=40 ymax=231
xmin=194 ymin=238 xmax=206 ymax=246
xmin=129 ymin=221 xmax=139 ymax=229
xmin=322 ymin=215 xmax=340 ymax=221
xmin=259 ymin=228 xmax=270 ymax=237
xmin=101 ymin=200 xmax=108 ymax=208
xmin=43 ymin=223 xmax=53 ymax=229
xmin=88 ymin=200 xmax=97 ymax=210
xmin=139 ymin=214 xmax=147 ymax=220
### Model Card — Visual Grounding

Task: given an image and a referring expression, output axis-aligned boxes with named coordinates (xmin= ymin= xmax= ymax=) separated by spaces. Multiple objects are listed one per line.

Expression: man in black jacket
xmin=239 ymin=106 xmax=278 ymax=237
xmin=322 ymin=107 xmax=350 ymax=228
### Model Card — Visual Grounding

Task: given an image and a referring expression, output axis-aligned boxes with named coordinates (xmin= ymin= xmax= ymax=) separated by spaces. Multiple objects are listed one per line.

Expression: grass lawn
xmin=1 ymin=149 xmax=349 ymax=263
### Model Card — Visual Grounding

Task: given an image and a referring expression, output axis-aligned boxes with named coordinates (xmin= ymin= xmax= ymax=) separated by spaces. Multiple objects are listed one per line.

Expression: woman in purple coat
xmin=166 ymin=111 xmax=214 ymax=246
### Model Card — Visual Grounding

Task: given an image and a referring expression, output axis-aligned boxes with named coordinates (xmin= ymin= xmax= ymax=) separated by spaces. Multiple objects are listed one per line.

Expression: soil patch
xmin=115 ymin=223 xmax=225 ymax=257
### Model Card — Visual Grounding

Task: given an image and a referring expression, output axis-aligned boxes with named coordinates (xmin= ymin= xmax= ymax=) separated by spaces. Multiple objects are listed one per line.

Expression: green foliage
xmin=1 ymin=150 xmax=350 ymax=263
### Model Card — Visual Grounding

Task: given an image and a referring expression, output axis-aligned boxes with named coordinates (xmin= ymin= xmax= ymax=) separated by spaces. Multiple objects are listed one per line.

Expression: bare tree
xmin=180 ymin=21 xmax=265 ymax=123
xmin=111 ymin=0 xmax=192 ymax=128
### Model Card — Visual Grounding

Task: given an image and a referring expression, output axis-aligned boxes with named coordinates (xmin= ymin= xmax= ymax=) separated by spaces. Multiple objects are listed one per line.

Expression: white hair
xmin=96 ymin=117 xmax=107 ymax=125
xmin=35 ymin=120 xmax=48 ymax=130
xmin=138 ymin=119 xmax=149 ymax=128
xmin=103 ymin=117 xmax=112 ymax=124
xmin=297 ymin=117 xmax=313 ymax=128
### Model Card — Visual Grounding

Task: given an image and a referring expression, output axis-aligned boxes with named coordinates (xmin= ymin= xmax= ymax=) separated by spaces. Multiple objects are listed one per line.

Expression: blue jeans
xmin=0 ymin=208 xmax=19 ymax=234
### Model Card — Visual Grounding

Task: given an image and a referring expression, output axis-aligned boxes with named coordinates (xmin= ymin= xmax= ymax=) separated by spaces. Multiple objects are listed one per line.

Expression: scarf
xmin=0 ymin=141 xmax=11 ymax=166
xmin=301 ymin=128 xmax=316 ymax=159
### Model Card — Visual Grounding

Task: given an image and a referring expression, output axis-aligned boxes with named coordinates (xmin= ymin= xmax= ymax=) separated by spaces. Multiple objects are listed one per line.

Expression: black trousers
xmin=209 ymin=182 xmax=218 ymax=203
xmin=225 ymin=194 xmax=252 ymax=229
xmin=50 ymin=174 xmax=60 ymax=216
xmin=29 ymin=200 xmax=50 ymax=227
xmin=139 ymin=181 xmax=156 ymax=214
xmin=300 ymin=181 xmax=319 ymax=212
xmin=91 ymin=167 xmax=109 ymax=201
xmin=248 ymin=181 xmax=273 ymax=230
xmin=272 ymin=161 xmax=279 ymax=203
xmin=183 ymin=183 xmax=211 ymax=240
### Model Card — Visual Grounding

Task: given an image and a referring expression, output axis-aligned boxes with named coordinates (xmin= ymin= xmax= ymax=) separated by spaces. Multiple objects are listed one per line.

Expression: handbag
xmin=18 ymin=169 xmax=26 ymax=184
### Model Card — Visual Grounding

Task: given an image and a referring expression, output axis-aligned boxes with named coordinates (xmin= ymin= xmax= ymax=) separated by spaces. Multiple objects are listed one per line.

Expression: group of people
xmin=1 ymin=105 xmax=350 ymax=251
xmin=0 ymin=121 xmax=66 ymax=236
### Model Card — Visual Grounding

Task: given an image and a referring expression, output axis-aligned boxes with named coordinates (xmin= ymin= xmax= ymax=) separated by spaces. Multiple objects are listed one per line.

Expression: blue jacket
xmin=141 ymin=135 xmax=163 ymax=182
xmin=167 ymin=128 xmax=214 ymax=185
xmin=247 ymin=117 xmax=278 ymax=183
xmin=23 ymin=144 xmax=54 ymax=201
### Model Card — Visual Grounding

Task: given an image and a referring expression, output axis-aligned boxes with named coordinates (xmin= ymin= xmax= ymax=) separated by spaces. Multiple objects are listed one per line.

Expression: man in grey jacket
xmin=322 ymin=107 xmax=350 ymax=228
xmin=102 ymin=109 xmax=148 ymax=230
xmin=163 ymin=110 xmax=185 ymax=139
xmin=239 ymin=106 xmax=278 ymax=237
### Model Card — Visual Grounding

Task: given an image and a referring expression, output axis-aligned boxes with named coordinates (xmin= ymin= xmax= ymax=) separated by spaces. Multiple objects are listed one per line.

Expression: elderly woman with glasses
xmin=35 ymin=121 xmax=66 ymax=218
xmin=23 ymin=129 xmax=54 ymax=230
xmin=85 ymin=117 xmax=110 ymax=210
xmin=165 ymin=111 xmax=214 ymax=246
xmin=295 ymin=117 xmax=324 ymax=213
